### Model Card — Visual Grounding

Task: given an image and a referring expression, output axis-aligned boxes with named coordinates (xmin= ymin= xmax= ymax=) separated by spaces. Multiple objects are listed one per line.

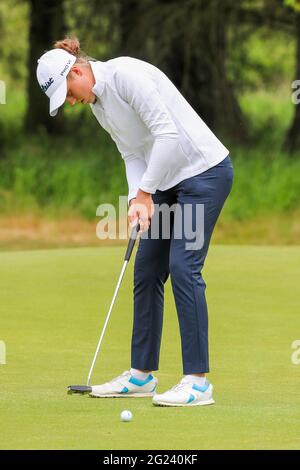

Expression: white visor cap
xmin=36 ymin=49 xmax=77 ymax=116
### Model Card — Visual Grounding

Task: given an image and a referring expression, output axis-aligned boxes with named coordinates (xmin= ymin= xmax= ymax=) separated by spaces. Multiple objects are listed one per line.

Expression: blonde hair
xmin=53 ymin=37 xmax=89 ymax=65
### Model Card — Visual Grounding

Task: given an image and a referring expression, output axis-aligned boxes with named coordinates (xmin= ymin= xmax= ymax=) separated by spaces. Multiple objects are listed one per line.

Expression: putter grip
xmin=124 ymin=223 xmax=140 ymax=261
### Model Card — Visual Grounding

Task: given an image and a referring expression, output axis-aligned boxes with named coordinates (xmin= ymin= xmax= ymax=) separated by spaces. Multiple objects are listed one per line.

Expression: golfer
xmin=37 ymin=37 xmax=233 ymax=407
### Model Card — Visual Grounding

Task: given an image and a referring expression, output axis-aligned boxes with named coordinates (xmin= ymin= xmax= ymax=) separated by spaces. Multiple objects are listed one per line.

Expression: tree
xmin=25 ymin=0 xmax=66 ymax=134
xmin=162 ymin=0 xmax=249 ymax=142
xmin=116 ymin=0 xmax=249 ymax=143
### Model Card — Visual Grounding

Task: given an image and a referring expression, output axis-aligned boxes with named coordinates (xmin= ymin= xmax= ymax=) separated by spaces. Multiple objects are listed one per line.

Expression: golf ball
xmin=120 ymin=410 xmax=132 ymax=422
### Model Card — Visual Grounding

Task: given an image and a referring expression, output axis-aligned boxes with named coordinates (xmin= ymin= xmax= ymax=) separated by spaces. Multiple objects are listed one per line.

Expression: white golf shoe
xmin=90 ymin=370 xmax=158 ymax=398
xmin=152 ymin=377 xmax=215 ymax=407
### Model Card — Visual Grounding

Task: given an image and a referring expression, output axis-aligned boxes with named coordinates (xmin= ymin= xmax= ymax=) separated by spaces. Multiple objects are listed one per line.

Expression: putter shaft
xmin=86 ymin=260 xmax=128 ymax=386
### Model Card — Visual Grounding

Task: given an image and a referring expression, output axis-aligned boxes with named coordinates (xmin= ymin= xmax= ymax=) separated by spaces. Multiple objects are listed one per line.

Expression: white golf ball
xmin=120 ymin=410 xmax=132 ymax=422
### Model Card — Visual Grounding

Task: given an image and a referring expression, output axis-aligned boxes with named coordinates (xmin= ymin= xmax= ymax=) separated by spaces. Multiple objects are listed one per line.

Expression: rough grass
xmin=1 ymin=131 xmax=300 ymax=223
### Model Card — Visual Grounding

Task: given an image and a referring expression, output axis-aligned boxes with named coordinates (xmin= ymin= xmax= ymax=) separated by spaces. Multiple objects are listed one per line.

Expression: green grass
xmin=0 ymin=245 xmax=299 ymax=449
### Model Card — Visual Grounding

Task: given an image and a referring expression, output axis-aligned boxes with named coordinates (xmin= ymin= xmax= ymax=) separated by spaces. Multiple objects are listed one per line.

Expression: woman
xmin=37 ymin=37 xmax=233 ymax=407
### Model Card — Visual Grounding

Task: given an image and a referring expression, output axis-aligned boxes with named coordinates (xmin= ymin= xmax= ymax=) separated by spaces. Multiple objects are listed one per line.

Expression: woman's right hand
xmin=128 ymin=191 xmax=154 ymax=232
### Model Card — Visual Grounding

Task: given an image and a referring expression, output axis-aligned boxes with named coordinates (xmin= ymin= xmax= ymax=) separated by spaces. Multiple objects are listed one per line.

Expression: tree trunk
xmin=25 ymin=0 xmax=66 ymax=134
xmin=284 ymin=13 xmax=300 ymax=154
xmin=118 ymin=0 xmax=143 ymax=56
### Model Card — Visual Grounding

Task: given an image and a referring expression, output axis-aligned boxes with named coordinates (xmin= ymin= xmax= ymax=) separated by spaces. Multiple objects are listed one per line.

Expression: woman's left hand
xmin=128 ymin=189 xmax=155 ymax=232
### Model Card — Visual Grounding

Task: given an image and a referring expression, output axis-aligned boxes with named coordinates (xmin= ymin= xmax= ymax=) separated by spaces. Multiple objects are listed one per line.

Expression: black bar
xmin=0 ymin=450 xmax=297 ymax=464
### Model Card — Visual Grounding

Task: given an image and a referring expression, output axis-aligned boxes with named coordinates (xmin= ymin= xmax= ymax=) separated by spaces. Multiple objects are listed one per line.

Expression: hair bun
xmin=53 ymin=37 xmax=81 ymax=57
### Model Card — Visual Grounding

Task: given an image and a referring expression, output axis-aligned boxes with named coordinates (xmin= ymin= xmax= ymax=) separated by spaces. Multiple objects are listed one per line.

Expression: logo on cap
xmin=40 ymin=77 xmax=54 ymax=93
xmin=60 ymin=59 xmax=72 ymax=77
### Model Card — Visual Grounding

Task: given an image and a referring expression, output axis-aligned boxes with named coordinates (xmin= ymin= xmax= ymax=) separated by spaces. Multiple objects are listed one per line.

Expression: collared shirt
xmin=89 ymin=57 xmax=229 ymax=201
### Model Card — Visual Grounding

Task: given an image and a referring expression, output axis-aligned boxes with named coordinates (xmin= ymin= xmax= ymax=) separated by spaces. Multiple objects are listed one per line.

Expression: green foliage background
xmin=0 ymin=0 xmax=299 ymax=226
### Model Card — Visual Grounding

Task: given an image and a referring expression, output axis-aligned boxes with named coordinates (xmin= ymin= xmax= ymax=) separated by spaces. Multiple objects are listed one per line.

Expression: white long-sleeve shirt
xmin=89 ymin=57 xmax=229 ymax=201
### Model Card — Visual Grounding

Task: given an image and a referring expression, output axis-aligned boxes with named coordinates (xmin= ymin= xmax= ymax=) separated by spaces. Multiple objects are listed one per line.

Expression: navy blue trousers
xmin=131 ymin=155 xmax=234 ymax=374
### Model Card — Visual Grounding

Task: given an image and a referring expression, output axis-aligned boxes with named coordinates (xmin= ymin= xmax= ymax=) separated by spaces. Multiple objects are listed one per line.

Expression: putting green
xmin=0 ymin=245 xmax=299 ymax=449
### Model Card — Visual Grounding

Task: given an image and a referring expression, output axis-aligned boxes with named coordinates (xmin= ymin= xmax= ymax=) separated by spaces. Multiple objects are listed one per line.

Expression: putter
xmin=68 ymin=222 xmax=140 ymax=395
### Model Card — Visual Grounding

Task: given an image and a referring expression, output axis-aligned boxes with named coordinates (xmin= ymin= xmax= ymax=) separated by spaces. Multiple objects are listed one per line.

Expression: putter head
xmin=67 ymin=385 xmax=92 ymax=395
